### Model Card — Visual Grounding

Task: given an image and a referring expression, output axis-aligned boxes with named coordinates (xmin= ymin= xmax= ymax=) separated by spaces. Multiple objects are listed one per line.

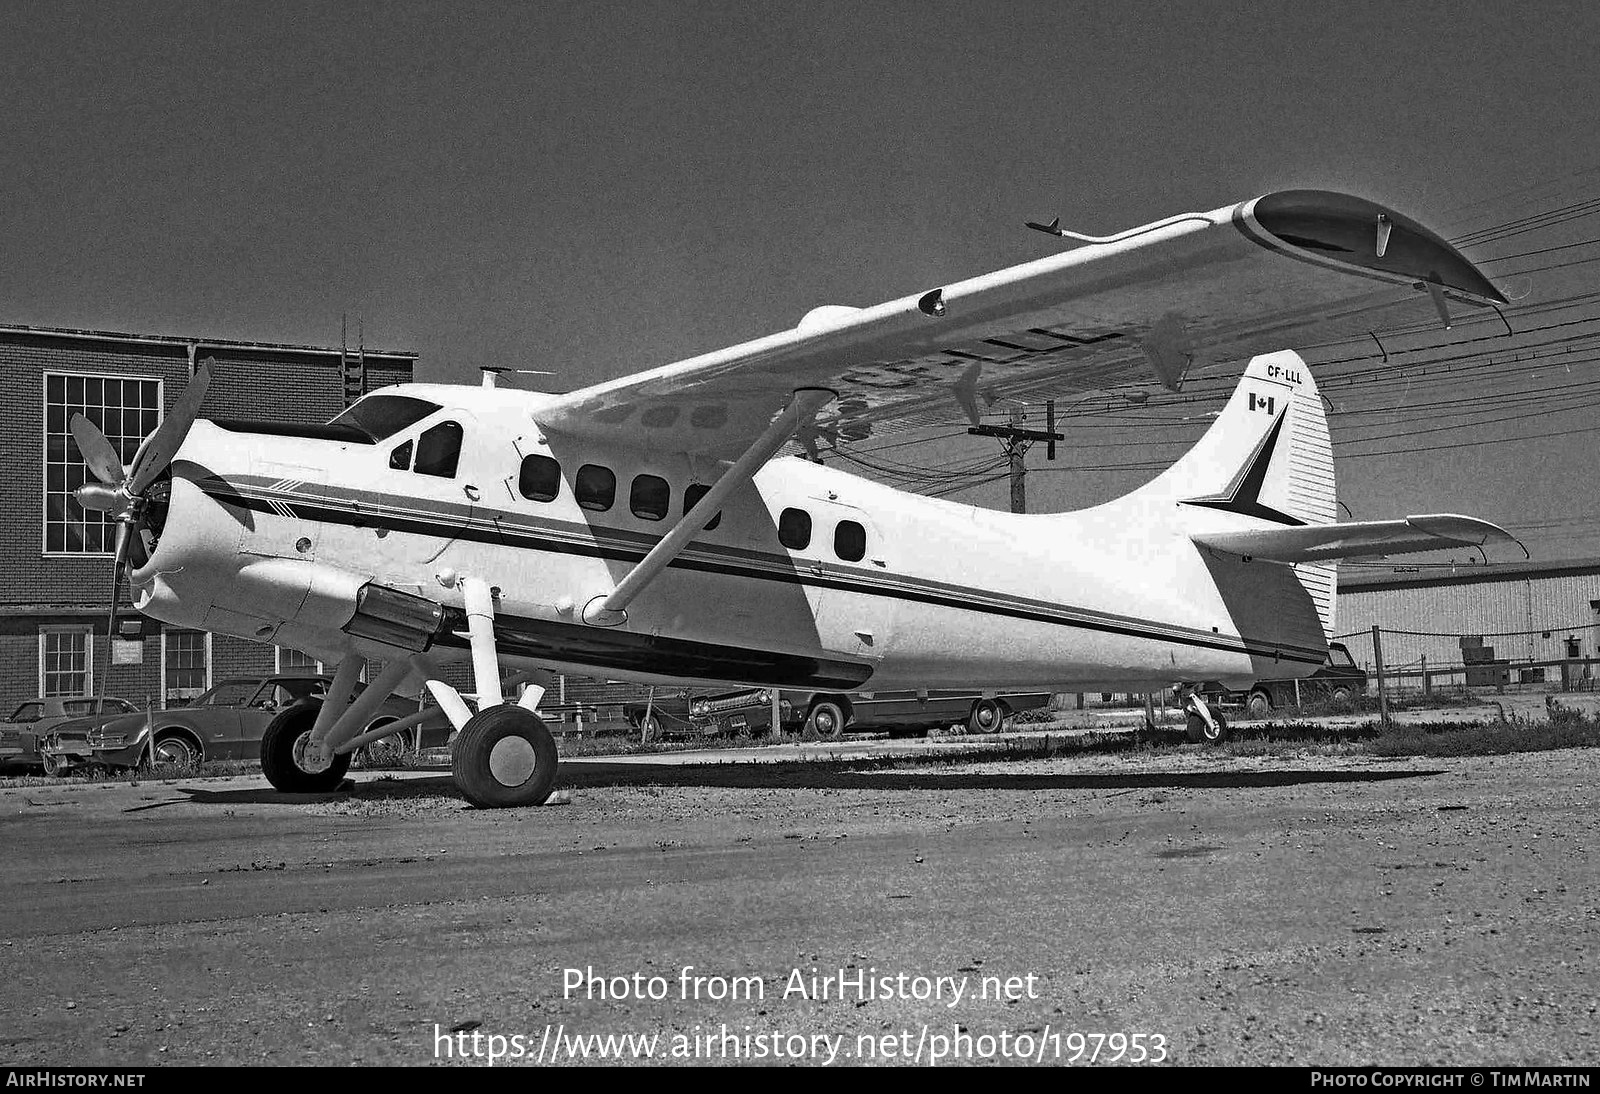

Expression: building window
xmin=575 ymin=464 xmax=616 ymax=512
xmin=630 ymin=474 xmax=670 ymax=521
xmin=519 ymin=455 xmax=561 ymax=502
xmin=39 ymin=628 xmax=92 ymax=698
xmin=275 ymin=646 xmax=324 ymax=674
xmin=778 ymin=507 xmax=812 ymax=550
xmin=44 ymin=372 xmax=162 ymax=554
xmin=163 ymin=629 xmax=210 ymax=705
xmin=834 ymin=520 xmax=867 ymax=562
xmin=683 ymin=483 xmax=722 ymax=531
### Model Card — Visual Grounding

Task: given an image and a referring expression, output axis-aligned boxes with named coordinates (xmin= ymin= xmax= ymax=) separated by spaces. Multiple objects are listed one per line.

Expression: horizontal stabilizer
xmin=1193 ymin=514 xmax=1514 ymax=563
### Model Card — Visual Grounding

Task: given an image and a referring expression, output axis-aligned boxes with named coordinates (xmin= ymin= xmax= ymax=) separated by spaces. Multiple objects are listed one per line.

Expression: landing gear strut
xmin=259 ymin=577 xmax=561 ymax=808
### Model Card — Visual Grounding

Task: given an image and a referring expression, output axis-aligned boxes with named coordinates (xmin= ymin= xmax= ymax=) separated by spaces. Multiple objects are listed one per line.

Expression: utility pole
xmin=967 ymin=401 xmax=1063 ymax=514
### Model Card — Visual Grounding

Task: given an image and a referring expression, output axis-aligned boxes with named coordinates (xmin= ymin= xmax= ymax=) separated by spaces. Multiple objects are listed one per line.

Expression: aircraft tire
xmin=452 ymin=705 xmax=559 ymax=808
xmin=260 ymin=703 xmax=351 ymax=793
xmin=1184 ymin=705 xmax=1229 ymax=745
xmin=967 ymin=697 xmax=1004 ymax=734
xmin=804 ymin=701 xmax=846 ymax=740
xmin=641 ymin=713 xmax=662 ymax=744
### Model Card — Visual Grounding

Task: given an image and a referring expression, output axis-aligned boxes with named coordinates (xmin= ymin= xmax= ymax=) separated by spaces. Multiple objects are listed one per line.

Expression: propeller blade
xmin=128 ymin=358 xmax=214 ymax=495
xmin=70 ymin=414 xmax=127 ymax=485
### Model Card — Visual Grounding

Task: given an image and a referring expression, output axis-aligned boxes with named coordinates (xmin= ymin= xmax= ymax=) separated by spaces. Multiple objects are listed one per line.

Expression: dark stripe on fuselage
xmin=200 ymin=479 xmax=1328 ymax=669
xmin=435 ymin=607 xmax=872 ymax=689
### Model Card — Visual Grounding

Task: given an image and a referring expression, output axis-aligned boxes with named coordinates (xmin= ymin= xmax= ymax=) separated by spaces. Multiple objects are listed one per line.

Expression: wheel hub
xmin=292 ymin=730 xmax=334 ymax=774
xmin=488 ymin=735 xmax=538 ymax=787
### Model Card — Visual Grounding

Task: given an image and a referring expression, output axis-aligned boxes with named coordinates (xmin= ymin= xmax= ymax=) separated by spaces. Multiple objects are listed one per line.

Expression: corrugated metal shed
xmin=1336 ymin=558 xmax=1600 ymax=679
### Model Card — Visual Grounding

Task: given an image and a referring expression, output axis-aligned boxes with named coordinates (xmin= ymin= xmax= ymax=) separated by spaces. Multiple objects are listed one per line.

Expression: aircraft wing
xmin=1192 ymin=514 xmax=1517 ymax=563
xmin=531 ymin=190 xmax=1505 ymax=457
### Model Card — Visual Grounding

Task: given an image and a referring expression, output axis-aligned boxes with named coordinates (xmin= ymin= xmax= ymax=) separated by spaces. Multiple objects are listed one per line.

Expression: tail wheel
xmin=261 ymin=703 xmax=350 ymax=793
xmin=804 ymin=701 xmax=845 ymax=740
xmin=1185 ymin=704 xmax=1229 ymax=744
xmin=41 ymin=751 xmax=64 ymax=777
xmin=452 ymin=705 xmax=559 ymax=808
xmin=967 ymin=697 xmax=1004 ymax=734
xmin=1245 ymin=691 xmax=1272 ymax=718
xmin=151 ymin=733 xmax=201 ymax=768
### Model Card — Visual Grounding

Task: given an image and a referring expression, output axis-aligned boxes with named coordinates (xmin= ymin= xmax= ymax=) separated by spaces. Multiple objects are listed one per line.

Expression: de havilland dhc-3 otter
xmin=68 ymin=189 xmax=1515 ymax=807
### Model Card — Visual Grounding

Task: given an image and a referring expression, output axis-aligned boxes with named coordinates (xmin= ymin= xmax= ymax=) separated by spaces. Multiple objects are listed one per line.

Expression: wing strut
xmin=582 ymin=388 xmax=836 ymax=627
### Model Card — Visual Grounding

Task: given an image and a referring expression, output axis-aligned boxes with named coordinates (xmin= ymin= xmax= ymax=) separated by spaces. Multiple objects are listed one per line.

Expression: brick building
xmin=0 ymin=323 xmax=415 ymax=714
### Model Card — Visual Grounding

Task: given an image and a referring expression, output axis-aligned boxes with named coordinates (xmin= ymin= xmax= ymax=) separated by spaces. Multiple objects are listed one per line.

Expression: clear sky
xmin=5 ymin=1 xmax=1599 ymax=559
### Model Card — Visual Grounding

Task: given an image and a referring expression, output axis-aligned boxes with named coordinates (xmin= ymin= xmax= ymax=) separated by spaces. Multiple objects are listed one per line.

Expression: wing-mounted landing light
xmin=70 ymin=358 xmax=215 ymax=710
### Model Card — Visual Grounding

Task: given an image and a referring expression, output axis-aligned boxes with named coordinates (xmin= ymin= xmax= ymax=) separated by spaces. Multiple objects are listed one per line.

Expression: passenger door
xmin=807 ymin=501 xmax=895 ymax=663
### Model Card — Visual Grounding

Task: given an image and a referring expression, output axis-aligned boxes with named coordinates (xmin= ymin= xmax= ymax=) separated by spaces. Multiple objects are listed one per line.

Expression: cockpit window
xmin=413 ymin=421 xmax=463 ymax=478
xmin=330 ymin=395 xmax=441 ymax=442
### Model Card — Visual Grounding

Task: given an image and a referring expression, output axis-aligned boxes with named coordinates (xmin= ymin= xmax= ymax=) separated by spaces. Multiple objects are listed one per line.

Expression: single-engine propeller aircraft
xmin=70 ymin=190 xmax=1514 ymax=807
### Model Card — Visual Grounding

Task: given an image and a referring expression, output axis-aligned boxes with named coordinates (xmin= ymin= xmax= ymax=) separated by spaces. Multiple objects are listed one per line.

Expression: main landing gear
xmin=260 ymin=576 xmax=560 ymax=808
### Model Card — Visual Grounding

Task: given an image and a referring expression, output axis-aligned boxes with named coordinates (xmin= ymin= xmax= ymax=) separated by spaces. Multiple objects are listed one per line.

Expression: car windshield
xmin=329 ymin=395 xmax=441 ymax=442
xmin=1329 ymin=647 xmax=1356 ymax=668
xmin=9 ymin=703 xmax=42 ymax=722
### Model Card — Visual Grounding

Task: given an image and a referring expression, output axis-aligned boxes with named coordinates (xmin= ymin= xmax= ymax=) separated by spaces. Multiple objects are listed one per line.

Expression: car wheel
xmin=451 ymin=705 xmax=559 ymax=808
xmin=967 ymin=697 xmax=1004 ymax=734
xmin=804 ymin=701 xmax=845 ymax=740
xmin=151 ymin=733 xmax=200 ymax=768
xmin=641 ymin=713 xmax=662 ymax=743
xmin=261 ymin=703 xmax=350 ymax=793
xmin=1246 ymin=691 xmax=1272 ymax=718
xmin=1184 ymin=704 xmax=1229 ymax=744
xmin=1331 ymin=686 xmax=1354 ymax=704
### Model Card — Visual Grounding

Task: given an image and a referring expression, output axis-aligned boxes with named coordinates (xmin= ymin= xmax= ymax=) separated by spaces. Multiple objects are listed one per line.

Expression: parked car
xmin=688 ymin=688 xmax=1054 ymax=738
xmin=2 ymin=697 xmax=141 ymax=774
xmin=54 ymin=675 xmax=450 ymax=771
xmin=1193 ymin=641 xmax=1368 ymax=717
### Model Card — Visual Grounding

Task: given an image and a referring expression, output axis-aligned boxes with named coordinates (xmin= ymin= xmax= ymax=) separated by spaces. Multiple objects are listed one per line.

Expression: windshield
xmin=1329 ymin=646 xmax=1356 ymax=668
xmin=330 ymin=395 xmax=441 ymax=442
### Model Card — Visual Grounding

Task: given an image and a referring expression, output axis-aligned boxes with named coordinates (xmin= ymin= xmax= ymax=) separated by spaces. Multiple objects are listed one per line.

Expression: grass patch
xmin=1365 ymin=700 xmax=1600 ymax=757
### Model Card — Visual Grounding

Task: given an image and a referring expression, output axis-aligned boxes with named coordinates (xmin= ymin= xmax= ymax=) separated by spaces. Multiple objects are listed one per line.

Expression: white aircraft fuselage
xmin=132 ymin=356 xmax=1335 ymax=697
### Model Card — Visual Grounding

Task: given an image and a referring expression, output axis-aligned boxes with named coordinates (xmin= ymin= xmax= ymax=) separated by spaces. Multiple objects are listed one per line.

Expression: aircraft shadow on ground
xmin=163 ymin=761 xmax=1442 ymax=807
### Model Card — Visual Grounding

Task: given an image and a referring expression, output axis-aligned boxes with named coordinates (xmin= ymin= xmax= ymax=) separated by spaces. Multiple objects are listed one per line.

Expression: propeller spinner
xmin=70 ymin=358 xmax=215 ymax=712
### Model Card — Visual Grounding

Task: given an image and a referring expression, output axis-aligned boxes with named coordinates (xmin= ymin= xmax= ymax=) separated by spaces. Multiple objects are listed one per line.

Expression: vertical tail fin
xmin=1132 ymin=350 xmax=1339 ymax=636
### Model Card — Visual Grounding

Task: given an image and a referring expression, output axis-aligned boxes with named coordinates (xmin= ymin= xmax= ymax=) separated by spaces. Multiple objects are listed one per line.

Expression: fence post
xmin=1421 ymin=655 xmax=1430 ymax=697
xmin=1372 ymin=625 xmax=1390 ymax=727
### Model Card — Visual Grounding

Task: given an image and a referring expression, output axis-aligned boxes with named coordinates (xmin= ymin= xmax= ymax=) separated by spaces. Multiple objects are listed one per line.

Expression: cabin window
xmin=834 ymin=519 xmax=866 ymax=562
xmin=683 ymin=483 xmax=722 ymax=531
xmin=575 ymin=464 xmax=616 ymax=512
xmin=413 ymin=421 xmax=462 ymax=478
xmin=519 ymin=454 xmax=561 ymax=502
xmin=389 ymin=440 xmax=413 ymax=470
xmin=778 ymin=507 xmax=811 ymax=550
xmin=630 ymin=474 xmax=670 ymax=521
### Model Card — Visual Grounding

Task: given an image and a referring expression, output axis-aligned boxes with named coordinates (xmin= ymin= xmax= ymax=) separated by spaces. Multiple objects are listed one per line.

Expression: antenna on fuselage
xmin=480 ymin=366 xmax=557 ymax=389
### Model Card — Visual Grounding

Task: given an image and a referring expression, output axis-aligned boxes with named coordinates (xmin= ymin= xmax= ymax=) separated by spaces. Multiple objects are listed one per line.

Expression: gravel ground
xmin=1 ymin=742 xmax=1596 ymax=1067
